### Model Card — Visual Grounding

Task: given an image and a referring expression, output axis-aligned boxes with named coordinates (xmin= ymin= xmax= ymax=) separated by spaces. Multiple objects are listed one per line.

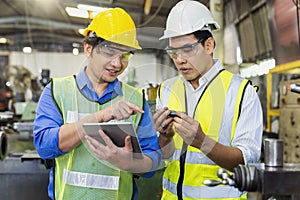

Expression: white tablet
xmin=83 ymin=121 xmax=143 ymax=159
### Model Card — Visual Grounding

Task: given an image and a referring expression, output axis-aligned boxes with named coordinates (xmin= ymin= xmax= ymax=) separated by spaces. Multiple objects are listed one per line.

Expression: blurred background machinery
xmin=279 ymin=78 xmax=300 ymax=163
xmin=0 ymin=66 xmax=50 ymax=200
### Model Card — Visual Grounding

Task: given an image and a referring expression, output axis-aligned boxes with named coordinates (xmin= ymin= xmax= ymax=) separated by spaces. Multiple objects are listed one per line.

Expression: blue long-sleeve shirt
xmin=34 ymin=68 xmax=162 ymax=199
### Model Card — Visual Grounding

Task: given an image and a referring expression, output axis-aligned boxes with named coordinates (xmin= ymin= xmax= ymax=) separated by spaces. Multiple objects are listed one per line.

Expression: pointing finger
xmin=127 ymin=102 xmax=144 ymax=114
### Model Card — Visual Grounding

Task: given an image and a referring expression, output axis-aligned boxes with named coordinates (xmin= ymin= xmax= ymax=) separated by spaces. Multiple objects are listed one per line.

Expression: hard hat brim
xmin=159 ymin=23 xmax=220 ymax=40
xmin=159 ymin=30 xmax=189 ymax=40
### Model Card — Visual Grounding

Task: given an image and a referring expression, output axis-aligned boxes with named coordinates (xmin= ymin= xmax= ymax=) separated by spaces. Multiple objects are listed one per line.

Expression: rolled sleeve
xmin=232 ymin=85 xmax=263 ymax=164
xmin=33 ymin=83 xmax=66 ymax=159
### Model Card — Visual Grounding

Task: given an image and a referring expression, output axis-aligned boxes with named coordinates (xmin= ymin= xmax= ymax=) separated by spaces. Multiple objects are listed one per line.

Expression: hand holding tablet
xmin=83 ymin=122 xmax=144 ymax=159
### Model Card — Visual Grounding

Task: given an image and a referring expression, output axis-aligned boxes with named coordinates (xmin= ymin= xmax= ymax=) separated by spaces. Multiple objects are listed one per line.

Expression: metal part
xmin=203 ymin=168 xmax=236 ymax=187
xmin=232 ymin=164 xmax=260 ymax=192
xmin=279 ymin=79 xmax=300 ymax=163
xmin=266 ymin=60 xmax=300 ymax=132
xmin=13 ymin=122 xmax=34 ymax=140
xmin=0 ymin=111 xmax=14 ymax=126
xmin=0 ymin=111 xmax=13 ymax=120
xmin=289 ymin=84 xmax=300 ymax=94
xmin=204 ymin=163 xmax=300 ymax=195
xmin=0 ymin=152 xmax=49 ymax=200
xmin=0 ymin=16 xmax=83 ymax=30
xmin=13 ymin=122 xmax=34 ymax=132
xmin=264 ymin=138 xmax=283 ymax=167
xmin=0 ymin=131 xmax=7 ymax=160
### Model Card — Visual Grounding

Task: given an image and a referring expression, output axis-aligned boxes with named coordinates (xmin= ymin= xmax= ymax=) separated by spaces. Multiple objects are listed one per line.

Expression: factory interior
xmin=0 ymin=0 xmax=300 ymax=199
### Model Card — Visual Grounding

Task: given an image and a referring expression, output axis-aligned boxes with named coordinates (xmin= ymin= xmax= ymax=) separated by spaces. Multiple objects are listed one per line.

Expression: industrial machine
xmin=203 ymin=78 xmax=300 ymax=199
xmin=204 ymin=162 xmax=300 ymax=199
xmin=0 ymin=114 xmax=49 ymax=199
xmin=279 ymin=79 xmax=300 ymax=163
xmin=0 ymin=151 xmax=50 ymax=199
xmin=0 ymin=66 xmax=50 ymax=200
xmin=0 ymin=109 xmax=49 ymax=200
xmin=204 ymin=139 xmax=300 ymax=199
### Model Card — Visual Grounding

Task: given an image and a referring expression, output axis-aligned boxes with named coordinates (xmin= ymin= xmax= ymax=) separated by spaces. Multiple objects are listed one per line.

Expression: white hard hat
xmin=160 ymin=0 xmax=220 ymax=40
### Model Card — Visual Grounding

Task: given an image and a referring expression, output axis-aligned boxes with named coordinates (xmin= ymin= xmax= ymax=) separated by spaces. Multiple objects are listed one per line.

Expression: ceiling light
xmin=65 ymin=7 xmax=89 ymax=18
xmin=240 ymin=58 xmax=275 ymax=78
xmin=91 ymin=11 xmax=102 ymax=18
xmin=6 ymin=82 xmax=11 ymax=87
xmin=66 ymin=4 xmax=109 ymax=19
xmin=77 ymin=4 xmax=109 ymax=13
xmin=23 ymin=47 xmax=32 ymax=54
xmin=144 ymin=0 xmax=152 ymax=15
xmin=73 ymin=48 xmax=79 ymax=56
xmin=0 ymin=38 xmax=7 ymax=44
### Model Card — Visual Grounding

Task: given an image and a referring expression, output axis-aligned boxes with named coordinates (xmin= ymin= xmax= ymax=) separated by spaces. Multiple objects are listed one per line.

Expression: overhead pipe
xmin=0 ymin=17 xmax=84 ymax=30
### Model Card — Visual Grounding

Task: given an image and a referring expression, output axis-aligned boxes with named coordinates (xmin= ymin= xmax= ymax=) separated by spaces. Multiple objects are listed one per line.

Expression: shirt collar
xmin=76 ymin=66 xmax=123 ymax=98
xmin=181 ymin=59 xmax=223 ymax=89
xmin=202 ymin=59 xmax=223 ymax=84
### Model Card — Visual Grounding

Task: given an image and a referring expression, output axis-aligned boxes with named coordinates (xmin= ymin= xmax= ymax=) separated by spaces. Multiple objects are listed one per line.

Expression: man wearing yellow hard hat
xmin=33 ymin=8 xmax=162 ymax=200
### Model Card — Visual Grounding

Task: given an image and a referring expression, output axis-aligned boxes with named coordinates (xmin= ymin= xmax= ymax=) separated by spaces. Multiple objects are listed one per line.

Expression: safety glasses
xmin=96 ymin=43 xmax=135 ymax=62
xmin=165 ymin=38 xmax=204 ymax=59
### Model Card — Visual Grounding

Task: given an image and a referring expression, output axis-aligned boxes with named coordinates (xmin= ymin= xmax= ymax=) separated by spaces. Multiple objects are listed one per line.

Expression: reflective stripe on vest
xmin=162 ymin=177 xmax=244 ymax=199
xmin=160 ymin=70 xmax=249 ymax=200
xmin=171 ymin=148 xmax=215 ymax=165
xmin=51 ymin=76 xmax=143 ymax=200
xmin=63 ymin=169 xmax=119 ymax=190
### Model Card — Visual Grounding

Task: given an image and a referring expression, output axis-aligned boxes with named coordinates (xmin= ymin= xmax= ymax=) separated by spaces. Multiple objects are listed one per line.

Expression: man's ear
xmin=204 ymin=37 xmax=215 ymax=55
xmin=83 ymin=43 xmax=92 ymax=56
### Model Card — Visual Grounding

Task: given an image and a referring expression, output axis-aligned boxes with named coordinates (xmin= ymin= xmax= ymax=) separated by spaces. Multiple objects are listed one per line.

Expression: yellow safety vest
xmin=159 ymin=70 xmax=249 ymax=200
xmin=51 ymin=76 xmax=143 ymax=200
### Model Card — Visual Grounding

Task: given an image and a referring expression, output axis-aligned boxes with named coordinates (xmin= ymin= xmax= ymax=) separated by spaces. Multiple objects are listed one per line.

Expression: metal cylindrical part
xmin=233 ymin=165 xmax=260 ymax=192
xmin=264 ymin=138 xmax=283 ymax=167
xmin=289 ymin=83 xmax=300 ymax=94
xmin=0 ymin=131 xmax=7 ymax=160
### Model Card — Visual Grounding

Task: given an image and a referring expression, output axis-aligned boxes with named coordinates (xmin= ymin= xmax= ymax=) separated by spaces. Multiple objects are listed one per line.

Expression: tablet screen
xmin=83 ymin=122 xmax=143 ymax=159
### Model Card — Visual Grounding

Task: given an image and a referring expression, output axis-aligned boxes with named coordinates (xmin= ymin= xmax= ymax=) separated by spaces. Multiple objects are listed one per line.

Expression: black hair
xmin=192 ymin=30 xmax=216 ymax=47
xmin=82 ymin=33 xmax=104 ymax=51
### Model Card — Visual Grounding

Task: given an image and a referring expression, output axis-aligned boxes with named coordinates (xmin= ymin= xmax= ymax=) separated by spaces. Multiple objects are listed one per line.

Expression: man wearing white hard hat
xmin=153 ymin=0 xmax=263 ymax=199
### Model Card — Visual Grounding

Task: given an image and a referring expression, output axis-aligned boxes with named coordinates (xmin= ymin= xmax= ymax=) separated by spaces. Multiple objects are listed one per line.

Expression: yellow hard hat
xmin=83 ymin=8 xmax=141 ymax=49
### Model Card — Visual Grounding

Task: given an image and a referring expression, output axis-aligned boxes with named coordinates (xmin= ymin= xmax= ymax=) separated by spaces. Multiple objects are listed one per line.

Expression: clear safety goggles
xmin=96 ymin=43 xmax=135 ymax=62
xmin=165 ymin=38 xmax=204 ymax=59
